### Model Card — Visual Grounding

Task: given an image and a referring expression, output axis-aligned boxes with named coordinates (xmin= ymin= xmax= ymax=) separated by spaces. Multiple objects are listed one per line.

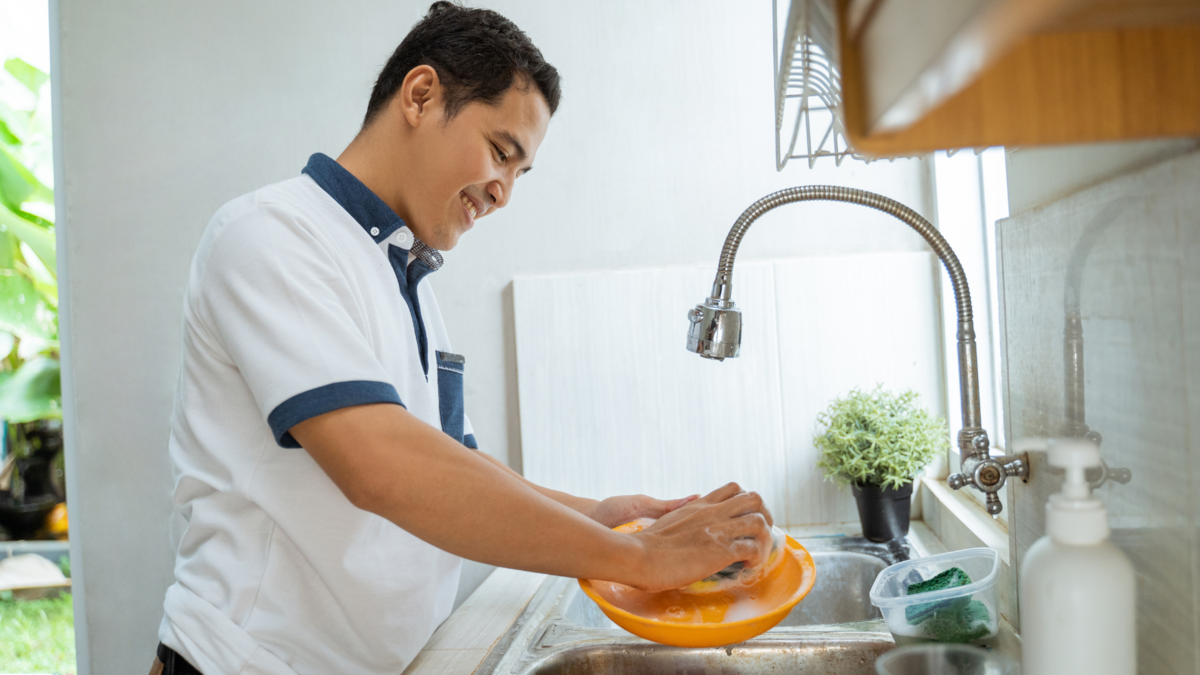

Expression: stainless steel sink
xmin=522 ymin=634 xmax=895 ymax=674
xmin=477 ymin=536 xmax=909 ymax=675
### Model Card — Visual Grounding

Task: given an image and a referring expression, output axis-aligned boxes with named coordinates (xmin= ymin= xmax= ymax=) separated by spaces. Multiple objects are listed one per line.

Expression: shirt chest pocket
xmin=435 ymin=351 xmax=466 ymax=444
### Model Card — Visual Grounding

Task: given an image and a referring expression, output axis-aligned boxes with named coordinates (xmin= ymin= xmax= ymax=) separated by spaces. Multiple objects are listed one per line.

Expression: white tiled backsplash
xmin=998 ymin=149 xmax=1200 ymax=673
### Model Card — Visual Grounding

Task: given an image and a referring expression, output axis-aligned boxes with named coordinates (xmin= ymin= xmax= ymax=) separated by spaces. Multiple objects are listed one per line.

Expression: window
xmin=932 ymin=148 xmax=1010 ymax=518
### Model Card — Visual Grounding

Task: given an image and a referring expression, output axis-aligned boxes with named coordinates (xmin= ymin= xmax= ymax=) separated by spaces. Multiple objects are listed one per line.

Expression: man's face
xmin=404 ymin=83 xmax=551 ymax=250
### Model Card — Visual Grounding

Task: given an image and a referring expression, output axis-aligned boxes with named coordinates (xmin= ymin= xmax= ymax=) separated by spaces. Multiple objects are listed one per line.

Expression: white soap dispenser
xmin=1020 ymin=439 xmax=1135 ymax=675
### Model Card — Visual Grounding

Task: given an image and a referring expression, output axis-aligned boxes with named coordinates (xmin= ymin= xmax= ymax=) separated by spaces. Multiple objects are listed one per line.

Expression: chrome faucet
xmin=685 ymin=186 xmax=1028 ymax=515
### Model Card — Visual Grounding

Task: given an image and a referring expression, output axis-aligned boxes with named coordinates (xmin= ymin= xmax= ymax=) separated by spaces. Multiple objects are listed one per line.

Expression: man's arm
xmin=291 ymin=402 xmax=773 ymax=592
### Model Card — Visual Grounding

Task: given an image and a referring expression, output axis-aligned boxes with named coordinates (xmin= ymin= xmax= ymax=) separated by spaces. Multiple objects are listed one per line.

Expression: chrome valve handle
xmin=947 ymin=443 xmax=1030 ymax=515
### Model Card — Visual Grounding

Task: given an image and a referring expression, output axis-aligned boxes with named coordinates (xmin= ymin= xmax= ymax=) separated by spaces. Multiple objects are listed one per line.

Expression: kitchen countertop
xmin=401 ymin=521 xmax=1019 ymax=675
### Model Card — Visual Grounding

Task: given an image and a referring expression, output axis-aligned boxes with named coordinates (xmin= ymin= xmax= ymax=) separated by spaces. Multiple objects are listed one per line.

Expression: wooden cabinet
xmin=839 ymin=0 xmax=1200 ymax=156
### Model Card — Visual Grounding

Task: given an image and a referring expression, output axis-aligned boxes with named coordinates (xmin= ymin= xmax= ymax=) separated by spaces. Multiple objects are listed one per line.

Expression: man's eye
xmin=492 ymin=144 xmax=507 ymax=162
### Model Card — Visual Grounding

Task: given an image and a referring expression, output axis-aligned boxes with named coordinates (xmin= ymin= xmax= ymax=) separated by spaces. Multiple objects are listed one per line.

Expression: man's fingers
xmin=633 ymin=494 xmax=696 ymax=521
xmin=728 ymin=536 xmax=769 ymax=569
xmin=695 ymin=482 xmax=746 ymax=505
xmin=705 ymin=513 xmax=773 ymax=568
xmin=697 ymin=484 xmax=773 ymax=527
xmin=712 ymin=490 xmax=774 ymax=527
xmin=670 ymin=494 xmax=700 ymax=510
xmin=735 ymin=514 xmax=773 ymax=568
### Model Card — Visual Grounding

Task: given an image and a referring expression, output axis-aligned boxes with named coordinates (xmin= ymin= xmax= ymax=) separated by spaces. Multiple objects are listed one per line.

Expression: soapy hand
xmin=587 ymin=493 xmax=700 ymax=529
xmin=625 ymin=482 xmax=775 ymax=593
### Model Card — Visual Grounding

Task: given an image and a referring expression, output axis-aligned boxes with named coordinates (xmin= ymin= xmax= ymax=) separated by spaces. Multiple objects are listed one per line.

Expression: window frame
xmin=932 ymin=148 xmax=1010 ymax=522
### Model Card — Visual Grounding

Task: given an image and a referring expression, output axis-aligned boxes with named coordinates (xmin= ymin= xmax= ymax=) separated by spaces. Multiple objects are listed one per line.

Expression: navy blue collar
xmin=302 ymin=152 xmax=438 ymax=377
xmin=302 ymin=153 xmax=405 ymax=245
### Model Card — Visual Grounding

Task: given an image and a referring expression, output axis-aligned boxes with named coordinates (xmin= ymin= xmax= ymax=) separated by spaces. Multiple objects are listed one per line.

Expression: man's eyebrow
xmin=494 ymin=131 xmax=533 ymax=175
xmin=495 ymin=131 xmax=528 ymax=162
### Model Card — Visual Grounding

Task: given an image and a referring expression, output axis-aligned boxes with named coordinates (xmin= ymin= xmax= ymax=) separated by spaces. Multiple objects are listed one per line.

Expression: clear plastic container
xmin=875 ymin=644 xmax=1016 ymax=675
xmin=869 ymin=548 xmax=1000 ymax=645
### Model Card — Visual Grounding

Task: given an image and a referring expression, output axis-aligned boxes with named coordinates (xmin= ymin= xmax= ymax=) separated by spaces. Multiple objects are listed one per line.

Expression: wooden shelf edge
xmin=843 ymin=23 xmax=1200 ymax=156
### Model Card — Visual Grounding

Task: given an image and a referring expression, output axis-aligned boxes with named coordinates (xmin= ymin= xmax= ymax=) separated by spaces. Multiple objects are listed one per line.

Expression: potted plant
xmin=0 ymin=57 xmax=63 ymax=540
xmin=814 ymin=387 xmax=948 ymax=543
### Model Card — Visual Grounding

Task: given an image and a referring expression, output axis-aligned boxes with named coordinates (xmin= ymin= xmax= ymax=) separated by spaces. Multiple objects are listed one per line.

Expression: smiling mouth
xmin=460 ymin=192 xmax=478 ymax=222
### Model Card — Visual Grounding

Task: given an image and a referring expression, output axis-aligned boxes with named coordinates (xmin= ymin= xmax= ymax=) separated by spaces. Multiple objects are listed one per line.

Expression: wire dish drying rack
xmin=773 ymin=0 xmax=863 ymax=169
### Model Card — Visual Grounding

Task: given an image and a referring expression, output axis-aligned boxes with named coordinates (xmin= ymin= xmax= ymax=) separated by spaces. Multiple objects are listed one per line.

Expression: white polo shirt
xmin=159 ymin=153 xmax=476 ymax=675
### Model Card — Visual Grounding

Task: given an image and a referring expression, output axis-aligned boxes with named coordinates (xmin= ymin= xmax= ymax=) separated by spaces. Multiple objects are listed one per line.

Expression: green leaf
xmin=0 ymin=233 xmax=57 ymax=340
xmin=0 ymin=145 xmax=52 ymax=210
xmin=0 ymin=100 xmax=31 ymax=145
xmin=0 ymin=120 xmax=18 ymax=146
xmin=0 ymin=204 xmax=55 ymax=275
xmin=14 ymin=206 xmax=52 ymax=229
xmin=814 ymin=385 xmax=949 ymax=487
xmin=0 ymin=331 xmax=13 ymax=361
xmin=0 ymin=355 xmax=60 ymax=422
xmin=4 ymin=59 xmax=48 ymax=95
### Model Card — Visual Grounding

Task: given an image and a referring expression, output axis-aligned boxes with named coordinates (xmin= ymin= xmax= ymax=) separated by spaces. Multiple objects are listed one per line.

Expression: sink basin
xmin=777 ymin=551 xmax=886 ymax=626
xmin=476 ymin=537 xmax=908 ymax=675
xmin=562 ymin=551 xmax=886 ymax=629
xmin=523 ymin=635 xmax=895 ymax=674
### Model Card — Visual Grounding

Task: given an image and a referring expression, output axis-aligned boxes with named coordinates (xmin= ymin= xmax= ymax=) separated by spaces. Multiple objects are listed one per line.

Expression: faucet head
xmin=686 ymin=298 xmax=742 ymax=360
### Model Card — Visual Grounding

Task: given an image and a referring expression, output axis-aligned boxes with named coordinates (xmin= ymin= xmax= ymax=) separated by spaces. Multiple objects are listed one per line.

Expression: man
xmin=152 ymin=4 xmax=773 ymax=674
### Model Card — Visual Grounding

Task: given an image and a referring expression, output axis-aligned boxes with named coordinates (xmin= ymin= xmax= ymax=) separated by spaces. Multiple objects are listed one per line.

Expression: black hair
xmin=363 ymin=1 xmax=561 ymax=127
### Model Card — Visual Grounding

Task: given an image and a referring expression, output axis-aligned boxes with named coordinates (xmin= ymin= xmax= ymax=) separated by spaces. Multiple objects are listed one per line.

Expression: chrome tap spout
xmin=686 ymin=186 xmax=1028 ymax=515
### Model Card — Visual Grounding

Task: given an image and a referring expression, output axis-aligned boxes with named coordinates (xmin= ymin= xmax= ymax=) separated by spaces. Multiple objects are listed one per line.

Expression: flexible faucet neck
xmin=692 ymin=185 xmax=1029 ymax=515
xmin=708 ymin=185 xmax=983 ymax=439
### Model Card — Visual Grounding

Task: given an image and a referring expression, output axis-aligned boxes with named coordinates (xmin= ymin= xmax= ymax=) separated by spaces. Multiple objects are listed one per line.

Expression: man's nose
xmin=487 ymin=177 xmax=512 ymax=211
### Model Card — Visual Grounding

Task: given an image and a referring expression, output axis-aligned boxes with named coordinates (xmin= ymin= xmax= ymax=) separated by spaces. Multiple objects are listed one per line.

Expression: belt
xmin=157 ymin=643 xmax=203 ymax=675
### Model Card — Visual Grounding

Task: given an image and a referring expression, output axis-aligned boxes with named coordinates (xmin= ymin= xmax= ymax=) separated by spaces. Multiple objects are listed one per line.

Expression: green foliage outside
xmin=814 ymin=386 xmax=949 ymax=489
xmin=0 ymin=593 xmax=75 ymax=673
xmin=0 ymin=55 xmax=60 ymax=430
xmin=0 ymin=51 xmax=70 ymax=675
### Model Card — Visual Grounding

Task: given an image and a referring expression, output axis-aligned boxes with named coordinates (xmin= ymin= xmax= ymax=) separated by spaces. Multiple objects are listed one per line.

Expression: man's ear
xmin=398 ymin=65 xmax=442 ymax=128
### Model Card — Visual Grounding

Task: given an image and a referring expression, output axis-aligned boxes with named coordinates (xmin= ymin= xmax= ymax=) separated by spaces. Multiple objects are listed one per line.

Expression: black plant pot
xmin=0 ymin=492 xmax=58 ymax=540
xmin=851 ymin=480 xmax=914 ymax=543
xmin=0 ymin=420 xmax=66 ymax=539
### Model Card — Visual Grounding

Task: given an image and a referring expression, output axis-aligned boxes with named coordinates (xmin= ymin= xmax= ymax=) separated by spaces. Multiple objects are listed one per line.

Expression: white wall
xmin=52 ymin=1 xmax=935 ymax=673
xmin=1000 ymin=144 xmax=1200 ymax=670
xmin=1006 ymin=139 xmax=1199 ymax=215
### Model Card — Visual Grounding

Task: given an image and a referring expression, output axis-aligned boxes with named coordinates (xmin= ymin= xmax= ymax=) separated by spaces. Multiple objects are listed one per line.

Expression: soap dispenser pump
xmin=1020 ymin=439 xmax=1135 ymax=675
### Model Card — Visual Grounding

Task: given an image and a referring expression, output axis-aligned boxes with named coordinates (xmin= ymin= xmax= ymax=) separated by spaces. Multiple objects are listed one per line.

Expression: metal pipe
xmin=709 ymin=186 xmax=982 ymax=441
xmin=1062 ymin=197 xmax=1136 ymax=440
xmin=689 ymin=186 xmax=1030 ymax=515
xmin=1060 ymin=198 xmax=1142 ymax=490
xmin=1064 ymin=312 xmax=1088 ymax=438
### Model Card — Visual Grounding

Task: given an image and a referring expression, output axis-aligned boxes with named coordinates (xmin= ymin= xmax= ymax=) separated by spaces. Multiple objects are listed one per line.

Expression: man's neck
xmin=336 ymin=129 xmax=411 ymax=224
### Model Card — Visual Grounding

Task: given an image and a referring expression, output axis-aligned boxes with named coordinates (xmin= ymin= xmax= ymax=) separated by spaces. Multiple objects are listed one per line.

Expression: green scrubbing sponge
xmin=905 ymin=567 xmax=973 ymax=624
xmin=918 ymin=600 xmax=992 ymax=643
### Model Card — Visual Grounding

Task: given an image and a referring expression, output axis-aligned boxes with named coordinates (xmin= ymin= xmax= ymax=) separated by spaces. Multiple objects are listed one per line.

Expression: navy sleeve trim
xmin=268 ymin=380 xmax=404 ymax=448
xmin=463 ymin=433 xmax=478 ymax=450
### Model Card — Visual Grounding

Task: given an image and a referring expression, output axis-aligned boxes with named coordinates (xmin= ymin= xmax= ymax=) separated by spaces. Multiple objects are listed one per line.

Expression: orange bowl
xmin=578 ymin=523 xmax=817 ymax=647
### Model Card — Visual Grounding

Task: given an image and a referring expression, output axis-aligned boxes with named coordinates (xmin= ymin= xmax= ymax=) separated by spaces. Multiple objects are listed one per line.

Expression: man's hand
xmin=626 ymin=482 xmax=775 ymax=592
xmin=587 ymin=493 xmax=699 ymax=529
